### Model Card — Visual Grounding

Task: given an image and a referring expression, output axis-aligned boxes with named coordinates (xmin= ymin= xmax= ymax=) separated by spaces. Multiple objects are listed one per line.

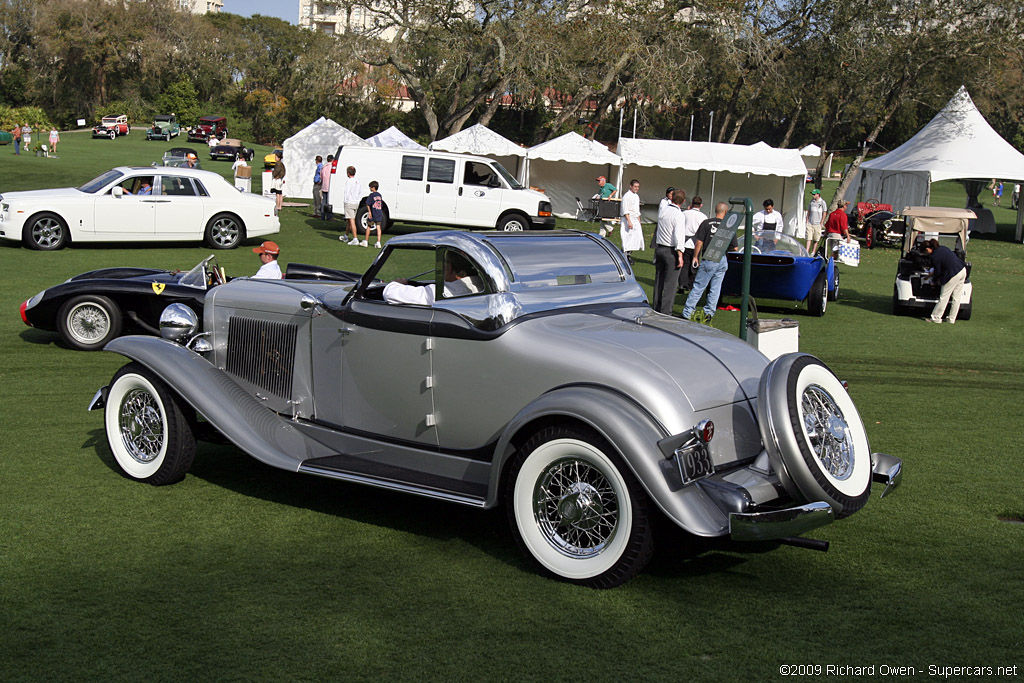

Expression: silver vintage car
xmin=90 ymin=230 xmax=902 ymax=588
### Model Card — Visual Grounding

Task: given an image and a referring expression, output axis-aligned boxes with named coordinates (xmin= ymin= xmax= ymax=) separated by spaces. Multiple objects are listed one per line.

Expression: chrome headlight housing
xmin=159 ymin=303 xmax=199 ymax=343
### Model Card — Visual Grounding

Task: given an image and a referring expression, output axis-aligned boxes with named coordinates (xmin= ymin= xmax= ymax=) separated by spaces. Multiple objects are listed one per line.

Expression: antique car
xmin=160 ymin=147 xmax=202 ymax=169
xmin=209 ymin=138 xmax=255 ymax=162
xmin=92 ymin=115 xmax=130 ymax=139
xmin=892 ymin=206 xmax=974 ymax=319
xmin=187 ymin=115 xmax=227 ymax=143
xmin=146 ymin=114 xmax=181 ymax=141
xmin=88 ymin=230 xmax=901 ymax=588
xmin=721 ymin=229 xmax=839 ymax=316
xmin=263 ymin=148 xmax=283 ymax=169
xmin=862 ymin=210 xmax=905 ymax=249
xmin=847 ymin=199 xmax=893 ymax=234
xmin=21 ymin=256 xmax=220 ymax=351
xmin=0 ymin=166 xmax=278 ymax=250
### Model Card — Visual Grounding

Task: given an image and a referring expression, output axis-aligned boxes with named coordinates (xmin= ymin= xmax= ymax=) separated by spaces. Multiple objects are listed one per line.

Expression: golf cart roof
xmin=901 ymin=206 xmax=975 ymax=253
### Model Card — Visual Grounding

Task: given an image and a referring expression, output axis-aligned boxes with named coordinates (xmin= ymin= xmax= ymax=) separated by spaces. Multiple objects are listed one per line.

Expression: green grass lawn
xmin=1 ymin=132 xmax=1022 ymax=680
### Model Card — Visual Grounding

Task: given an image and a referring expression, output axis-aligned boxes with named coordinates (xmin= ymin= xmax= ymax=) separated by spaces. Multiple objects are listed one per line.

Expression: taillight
xmin=20 ymin=300 xmax=31 ymax=326
xmin=696 ymin=419 xmax=714 ymax=443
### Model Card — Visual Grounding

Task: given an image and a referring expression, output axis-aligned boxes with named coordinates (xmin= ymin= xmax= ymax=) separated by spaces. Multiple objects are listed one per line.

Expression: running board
xmin=298 ymin=464 xmax=488 ymax=508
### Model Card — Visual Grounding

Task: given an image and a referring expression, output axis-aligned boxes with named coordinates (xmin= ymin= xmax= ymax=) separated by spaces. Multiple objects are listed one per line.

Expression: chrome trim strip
xmin=871 ymin=452 xmax=903 ymax=498
xmin=728 ymin=501 xmax=834 ymax=542
xmin=298 ymin=464 xmax=487 ymax=508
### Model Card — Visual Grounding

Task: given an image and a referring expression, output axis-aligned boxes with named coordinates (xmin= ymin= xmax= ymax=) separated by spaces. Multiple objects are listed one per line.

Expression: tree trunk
xmin=779 ymin=98 xmax=802 ymax=148
xmin=726 ymin=81 xmax=763 ymax=144
xmin=716 ymin=75 xmax=744 ymax=142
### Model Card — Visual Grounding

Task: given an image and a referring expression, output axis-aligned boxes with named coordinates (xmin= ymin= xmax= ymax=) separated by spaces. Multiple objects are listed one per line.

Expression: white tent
xmin=844 ymin=86 xmax=1024 ymax=233
xmin=429 ymin=124 xmax=528 ymax=180
xmin=799 ymin=144 xmax=833 ymax=179
xmin=367 ymin=125 xmax=426 ymax=150
xmin=523 ymin=132 xmax=621 ymax=218
xmin=281 ymin=117 xmax=367 ymax=199
xmin=616 ymin=138 xmax=809 ymax=235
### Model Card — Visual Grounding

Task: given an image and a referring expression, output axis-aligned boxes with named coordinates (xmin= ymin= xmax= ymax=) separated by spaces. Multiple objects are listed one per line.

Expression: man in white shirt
xmin=342 ymin=166 xmax=362 ymax=245
xmin=619 ymin=179 xmax=644 ymax=264
xmin=752 ymin=198 xmax=784 ymax=232
xmin=383 ymin=252 xmax=483 ymax=305
xmin=678 ymin=196 xmax=708 ymax=292
xmin=652 ymin=189 xmax=687 ymax=314
xmin=252 ymin=241 xmax=282 ymax=279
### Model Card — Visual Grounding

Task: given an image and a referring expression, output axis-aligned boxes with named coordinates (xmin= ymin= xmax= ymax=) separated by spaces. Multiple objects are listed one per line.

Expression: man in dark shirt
xmin=682 ymin=202 xmax=737 ymax=321
xmin=921 ymin=238 xmax=967 ymax=324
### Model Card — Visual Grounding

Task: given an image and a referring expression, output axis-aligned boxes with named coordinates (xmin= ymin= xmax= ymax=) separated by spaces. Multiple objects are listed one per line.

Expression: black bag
xmin=322 ymin=202 xmax=333 ymax=221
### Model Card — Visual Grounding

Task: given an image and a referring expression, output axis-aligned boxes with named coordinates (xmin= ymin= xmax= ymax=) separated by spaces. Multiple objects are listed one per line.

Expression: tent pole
xmin=689 ymin=115 xmax=694 ymax=141
xmin=1016 ymin=196 xmax=1023 ymax=242
xmin=708 ymin=111 xmax=714 ymax=142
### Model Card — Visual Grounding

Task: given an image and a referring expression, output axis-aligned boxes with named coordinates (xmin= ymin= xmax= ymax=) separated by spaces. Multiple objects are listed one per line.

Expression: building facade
xmin=177 ymin=0 xmax=223 ymax=14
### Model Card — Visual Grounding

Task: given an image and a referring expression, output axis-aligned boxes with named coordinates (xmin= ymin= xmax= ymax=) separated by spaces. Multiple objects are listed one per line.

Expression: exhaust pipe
xmin=779 ymin=536 xmax=830 ymax=552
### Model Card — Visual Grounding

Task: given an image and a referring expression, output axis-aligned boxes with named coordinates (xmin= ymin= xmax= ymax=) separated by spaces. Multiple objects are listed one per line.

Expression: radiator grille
xmin=225 ymin=316 xmax=297 ymax=399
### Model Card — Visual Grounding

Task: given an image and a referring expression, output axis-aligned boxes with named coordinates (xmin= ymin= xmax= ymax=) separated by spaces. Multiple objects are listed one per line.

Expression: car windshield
xmin=736 ymin=230 xmax=809 ymax=257
xmin=488 ymin=235 xmax=624 ymax=287
xmin=102 ymin=117 xmax=119 ymax=124
xmin=78 ymin=170 xmax=124 ymax=194
xmin=179 ymin=256 xmax=216 ymax=289
xmin=492 ymin=162 xmax=523 ymax=190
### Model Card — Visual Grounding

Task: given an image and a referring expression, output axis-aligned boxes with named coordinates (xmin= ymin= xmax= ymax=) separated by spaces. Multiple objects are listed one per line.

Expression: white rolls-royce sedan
xmin=0 ymin=167 xmax=279 ymax=250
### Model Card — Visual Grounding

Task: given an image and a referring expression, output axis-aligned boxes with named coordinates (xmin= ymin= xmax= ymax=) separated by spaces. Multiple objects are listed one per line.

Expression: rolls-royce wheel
xmin=827 ymin=268 xmax=839 ymax=302
xmin=757 ymin=354 xmax=872 ymax=518
xmin=23 ymin=212 xmax=68 ymax=250
xmin=497 ymin=214 xmax=528 ymax=232
xmin=807 ymin=271 xmax=827 ymax=316
xmin=57 ymin=295 xmax=123 ymax=351
xmin=204 ymin=213 xmax=244 ymax=249
xmin=104 ymin=362 xmax=196 ymax=485
xmin=505 ymin=425 xmax=654 ymax=588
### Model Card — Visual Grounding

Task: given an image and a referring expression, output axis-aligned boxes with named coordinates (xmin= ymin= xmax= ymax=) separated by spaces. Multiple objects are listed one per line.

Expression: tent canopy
xmin=616 ymin=138 xmax=808 ymax=233
xmin=367 ymin=125 xmax=426 ymax=150
xmin=523 ymin=132 xmax=621 ymax=217
xmin=430 ymin=124 xmax=527 ymax=180
xmin=281 ymin=117 xmax=367 ymax=199
xmin=847 ymin=87 xmax=1024 ymax=212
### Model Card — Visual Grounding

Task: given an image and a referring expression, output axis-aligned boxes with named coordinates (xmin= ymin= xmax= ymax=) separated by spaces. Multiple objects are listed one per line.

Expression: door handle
xmin=426 ymin=184 xmax=431 ymax=193
xmin=458 ymin=187 xmax=463 ymax=196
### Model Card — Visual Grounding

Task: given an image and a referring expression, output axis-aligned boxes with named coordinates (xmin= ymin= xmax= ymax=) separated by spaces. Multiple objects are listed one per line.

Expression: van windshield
xmin=492 ymin=162 xmax=523 ymax=190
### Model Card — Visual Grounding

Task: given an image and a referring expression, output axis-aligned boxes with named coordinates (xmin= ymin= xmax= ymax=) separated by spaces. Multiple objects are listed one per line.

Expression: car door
xmin=93 ymin=175 xmax=156 ymax=235
xmin=455 ymin=160 xmax=504 ymax=226
xmin=395 ymin=154 xmax=425 ymax=218
xmin=154 ymin=175 xmax=207 ymax=236
xmin=421 ymin=157 xmax=458 ymax=224
xmin=313 ymin=245 xmax=439 ymax=448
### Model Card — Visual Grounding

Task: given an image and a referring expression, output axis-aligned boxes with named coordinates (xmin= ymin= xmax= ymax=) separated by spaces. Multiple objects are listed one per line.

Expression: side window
xmin=463 ymin=161 xmax=497 ymax=187
xmin=401 ymin=155 xmax=424 ymax=181
xmin=115 ymin=176 xmax=153 ymax=195
xmin=427 ymin=158 xmax=456 ymax=184
xmin=161 ymin=176 xmax=197 ymax=196
xmin=438 ymin=248 xmax=488 ymax=300
xmin=361 ymin=246 xmax=439 ymax=303
xmin=193 ymin=180 xmax=209 ymax=197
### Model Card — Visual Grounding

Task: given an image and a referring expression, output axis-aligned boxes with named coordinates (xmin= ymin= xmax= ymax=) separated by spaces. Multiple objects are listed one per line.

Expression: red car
xmin=187 ymin=115 xmax=227 ymax=143
xmin=92 ymin=115 xmax=130 ymax=139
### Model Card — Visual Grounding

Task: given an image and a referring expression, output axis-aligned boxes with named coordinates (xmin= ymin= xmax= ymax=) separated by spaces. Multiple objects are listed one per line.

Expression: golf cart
xmin=892 ymin=207 xmax=974 ymax=320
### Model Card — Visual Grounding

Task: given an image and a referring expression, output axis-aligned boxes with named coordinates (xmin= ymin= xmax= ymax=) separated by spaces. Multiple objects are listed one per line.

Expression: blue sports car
xmin=721 ymin=230 xmax=838 ymax=316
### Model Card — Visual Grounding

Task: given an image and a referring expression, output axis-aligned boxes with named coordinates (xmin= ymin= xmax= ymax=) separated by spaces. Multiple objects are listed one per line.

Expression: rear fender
xmin=487 ymin=385 xmax=736 ymax=536
xmin=101 ymin=336 xmax=334 ymax=471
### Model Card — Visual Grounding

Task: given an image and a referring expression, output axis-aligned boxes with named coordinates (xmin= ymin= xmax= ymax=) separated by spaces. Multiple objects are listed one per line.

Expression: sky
xmin=221 ymin=0 xmax=297 ymax=24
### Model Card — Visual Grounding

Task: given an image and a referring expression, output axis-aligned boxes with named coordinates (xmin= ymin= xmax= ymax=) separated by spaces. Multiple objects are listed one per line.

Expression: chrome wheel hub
xmin=534 ymin=458 xmax=618 ymax=557
xmin=800 ymin=385 xmax=853 ymax=480
xmin=32 ymin=219 xmax=62 ymax=247
xmin=69 ymin=304 xmax=108 ymax=342
xmin=119 ymin=389 xmax=164 ymax=463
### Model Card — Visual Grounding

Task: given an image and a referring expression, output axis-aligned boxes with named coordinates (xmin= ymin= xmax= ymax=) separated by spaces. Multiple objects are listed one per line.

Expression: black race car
xmin=19 ymin=256 xmax=360 ymax=351
xmin=209 ymin=138 xmax=254 ymax=162
xmin=20 ymin=256 xmax=222 ymax=351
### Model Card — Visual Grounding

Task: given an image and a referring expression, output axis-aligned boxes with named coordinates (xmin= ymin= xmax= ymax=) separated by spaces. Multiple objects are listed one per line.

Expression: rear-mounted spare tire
xmin=757 ymin=353 xmax=871 ymax=517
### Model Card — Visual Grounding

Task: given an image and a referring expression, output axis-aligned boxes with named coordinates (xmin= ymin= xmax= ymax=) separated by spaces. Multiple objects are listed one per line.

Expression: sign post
xmin=728 ymin=197 xmax=753 ymax=340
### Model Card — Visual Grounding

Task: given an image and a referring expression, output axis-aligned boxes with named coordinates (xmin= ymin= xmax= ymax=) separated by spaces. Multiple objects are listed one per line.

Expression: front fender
xmin=102 ymin=336 xmax=334 ymax=471
xmin=486 ymin=385 xmax=733 ymax=536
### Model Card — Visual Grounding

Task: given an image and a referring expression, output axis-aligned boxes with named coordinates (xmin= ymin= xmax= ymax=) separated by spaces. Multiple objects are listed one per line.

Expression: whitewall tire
xmin=506 ymin=425 xmax=653 ymax=588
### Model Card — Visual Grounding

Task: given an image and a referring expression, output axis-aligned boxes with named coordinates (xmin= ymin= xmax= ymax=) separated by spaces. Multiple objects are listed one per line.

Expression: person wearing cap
xmin=185 ymin=152 xmax=198 ymax=169
xmin=595 ymin=176 xmax=617 ymax=200
xmin=252 ymin=241 xmax=283 ymax=279
xmin=805 ymin=188 xmax=827 ymax=255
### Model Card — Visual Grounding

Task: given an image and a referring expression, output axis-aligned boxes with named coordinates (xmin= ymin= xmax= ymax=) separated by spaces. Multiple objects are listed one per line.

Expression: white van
xmin=330 ymin=146 xmax=554 ymax=232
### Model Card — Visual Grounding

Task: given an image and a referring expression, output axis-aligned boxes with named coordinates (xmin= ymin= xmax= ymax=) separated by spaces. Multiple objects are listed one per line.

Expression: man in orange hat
xmin=252 ymin=241 xmax=282 ymax=279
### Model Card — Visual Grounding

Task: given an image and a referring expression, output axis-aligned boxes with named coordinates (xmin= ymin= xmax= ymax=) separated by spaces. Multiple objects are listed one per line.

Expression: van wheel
xmin=357 ymin=204 xmax=389 ymax=234
xmin=498 ymin=214 xmax=528 ymax=232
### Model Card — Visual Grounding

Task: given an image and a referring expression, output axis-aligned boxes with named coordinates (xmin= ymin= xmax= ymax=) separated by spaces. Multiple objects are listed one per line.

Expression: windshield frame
xmin=77 ymin=170 xmax=124 ymax=194
xmin=178 ymin=255 xmax=216 ymax=290
xmin=491 ymin=161 xmax=523 ymax=190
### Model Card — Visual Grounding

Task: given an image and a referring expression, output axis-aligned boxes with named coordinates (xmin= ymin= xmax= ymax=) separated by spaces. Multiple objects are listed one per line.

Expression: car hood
xmin=1 ymin=188 xmax=87 ymax=202
xmin=69 ymin=266 xmax=175 ymax=283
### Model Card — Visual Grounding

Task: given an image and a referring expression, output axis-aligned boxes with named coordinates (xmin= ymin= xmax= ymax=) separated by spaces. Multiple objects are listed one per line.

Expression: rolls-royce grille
xmin=225 ymin=316 xmax=297 ymax=399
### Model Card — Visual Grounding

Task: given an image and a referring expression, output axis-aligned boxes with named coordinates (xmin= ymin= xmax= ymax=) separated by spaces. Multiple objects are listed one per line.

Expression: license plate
xmin=676 ymin=445 xmax=713 ymax=485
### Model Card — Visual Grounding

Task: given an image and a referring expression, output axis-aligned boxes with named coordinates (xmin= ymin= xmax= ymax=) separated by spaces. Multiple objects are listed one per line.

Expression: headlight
xmin=159 ymin=303 xmax=199 ymax=343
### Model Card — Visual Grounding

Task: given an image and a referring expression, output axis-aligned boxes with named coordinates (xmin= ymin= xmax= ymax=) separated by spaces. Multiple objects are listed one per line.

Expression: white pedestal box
xmin=746 ymin=318 xmax=799 ymax=361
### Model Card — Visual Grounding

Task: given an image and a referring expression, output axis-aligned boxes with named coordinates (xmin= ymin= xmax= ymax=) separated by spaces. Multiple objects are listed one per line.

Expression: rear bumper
xmin=730 ymin=501 xmax=834 ymax=541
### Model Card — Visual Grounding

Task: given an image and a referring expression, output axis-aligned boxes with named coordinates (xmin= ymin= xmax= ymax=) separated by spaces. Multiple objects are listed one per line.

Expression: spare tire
xmin=756 ymin=353 xmax=872 ymax=518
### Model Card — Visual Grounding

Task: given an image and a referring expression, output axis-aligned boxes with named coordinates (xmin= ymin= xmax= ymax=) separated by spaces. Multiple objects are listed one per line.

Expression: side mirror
xmin=488 ymin=176 xmax=501 ymax=188
xmin=112 ymin=186 xmax=124 ymax=198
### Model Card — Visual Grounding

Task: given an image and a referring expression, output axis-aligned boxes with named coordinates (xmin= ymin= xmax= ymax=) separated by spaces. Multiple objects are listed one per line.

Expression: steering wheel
xmin=750 ymin=245 xmax=761 ymax=254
